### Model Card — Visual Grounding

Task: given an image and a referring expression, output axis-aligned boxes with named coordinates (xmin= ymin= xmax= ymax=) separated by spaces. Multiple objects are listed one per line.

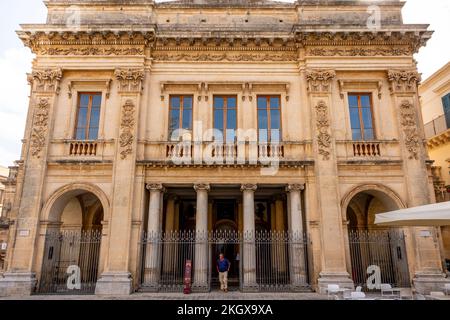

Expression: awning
xmin=374 ymin=201 xmax=450 ymax=227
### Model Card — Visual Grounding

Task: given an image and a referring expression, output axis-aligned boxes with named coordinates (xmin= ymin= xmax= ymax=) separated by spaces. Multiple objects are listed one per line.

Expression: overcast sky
xmin=0 ymin=0 xmax=449 ymax=167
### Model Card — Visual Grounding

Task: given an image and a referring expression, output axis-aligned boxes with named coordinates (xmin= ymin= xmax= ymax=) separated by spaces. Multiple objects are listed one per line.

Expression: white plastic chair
xmin=351 ymin=291 xmax=366 ymax=300
xmin=327 ymin=284 xmax=340 ymax=300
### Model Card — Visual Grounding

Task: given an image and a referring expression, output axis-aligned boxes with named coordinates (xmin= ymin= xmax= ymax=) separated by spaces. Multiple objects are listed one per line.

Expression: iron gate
xmin=348 ymin=229 xmax=410 ymax=289
xmin=38 ymin=230 xmax=102 ymax=294
xmin=140 ymin=230 xmax=310 ymax=292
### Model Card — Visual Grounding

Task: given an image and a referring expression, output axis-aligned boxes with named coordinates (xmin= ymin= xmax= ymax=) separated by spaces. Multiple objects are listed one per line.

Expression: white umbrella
xmin=374 ymin=201 xmax=450 ymax=227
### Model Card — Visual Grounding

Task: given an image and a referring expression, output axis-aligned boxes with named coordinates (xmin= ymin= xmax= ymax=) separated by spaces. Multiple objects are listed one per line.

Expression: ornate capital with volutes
xmin=306 ymin=70 xmax=336 ymax=93
xmin=387 ymin=70 xmax=421 ymax=94
xmin=194 ymin=183 xmax=211 ymax=192
xmin=286 ymin=184 xmax=305 ymax=192
xmin=241 ymin=184 xmax=257 ymax=192
xmin=146 ymin=183 xmax=165 ymax=192
xmin=115 ymin=68 xmax=145 ymax=93
xmin=29 ymin=68 xmax=63 ymax=94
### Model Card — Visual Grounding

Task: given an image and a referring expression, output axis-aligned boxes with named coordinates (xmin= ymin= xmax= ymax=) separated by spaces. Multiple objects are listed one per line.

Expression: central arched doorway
xmin=38 ymin=186 xmax=106 ymax=294
xmin=343 ymin=186 xmax=411 ymax=289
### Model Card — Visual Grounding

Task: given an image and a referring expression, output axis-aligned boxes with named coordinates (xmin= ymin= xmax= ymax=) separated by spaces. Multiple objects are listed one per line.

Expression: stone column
xmin=286 ymin=184 xmax=307 ymax=289
xmin=144 ymin=183 xmax=165 ymax=289
xmin=387 ymin=70 xmax=449 ymax=293
xmin=305 ymin=69 xmax=354 ymax=292
xmin=241 ymin=184 xmax=258 ymax=291
xmin=193 ymin=183 xmax=210 ymax=291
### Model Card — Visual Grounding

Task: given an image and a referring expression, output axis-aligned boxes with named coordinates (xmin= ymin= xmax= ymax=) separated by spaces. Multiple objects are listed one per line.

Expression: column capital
xmin=194 ymin=183 xmax=210 ymax=192
xmin=146 ymin=183 xmax=165 ymax=192
xmin=241 ymin=184 xmax=257 ymax=192
xmin=286 ymin=184 xmax=305 ymax=192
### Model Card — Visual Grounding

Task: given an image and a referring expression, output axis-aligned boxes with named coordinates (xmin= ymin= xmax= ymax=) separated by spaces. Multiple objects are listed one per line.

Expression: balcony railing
xmin=352 ymin=142 xmax=381 ymax=157
xmin=69 ymin=141 xmax=98 ymax=156
xmin=424 ymin=112 xmax=450 ymax=139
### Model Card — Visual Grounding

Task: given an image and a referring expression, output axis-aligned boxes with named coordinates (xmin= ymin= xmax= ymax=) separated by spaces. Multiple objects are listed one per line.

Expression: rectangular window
xmin=75 ymin=93 xmax=102 ymax=140
xmin=257 ymin=96 xmax=281 ymax=143
xmin=213 ymin=96 xmax=237 ymax=143
xmin=169 ymin=95 xmax=193 ymax=139
xmin=442 ymin=93 xmax=450 ymax=129
xmin=348 ymin=93 xmax=375 ymax=140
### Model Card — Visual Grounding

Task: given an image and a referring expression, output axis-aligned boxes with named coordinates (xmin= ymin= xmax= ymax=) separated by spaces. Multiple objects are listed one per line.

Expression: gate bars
xmin=139 ymin=230 xmax=311 ymax=292
xmin=38 ymin=230 xmax=102 ymax=294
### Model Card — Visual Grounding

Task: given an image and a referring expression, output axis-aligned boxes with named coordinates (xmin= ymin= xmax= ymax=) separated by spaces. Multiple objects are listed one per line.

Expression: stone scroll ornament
xmin=399 ymin=100 xmax=421 ymax=160
xmin=119 ymin=100 xmax=136 ymax=159
xmin=315 ymin=100 xmax=332 ymax=161
xmin=30 ymin=98 xmax=50 ymax=158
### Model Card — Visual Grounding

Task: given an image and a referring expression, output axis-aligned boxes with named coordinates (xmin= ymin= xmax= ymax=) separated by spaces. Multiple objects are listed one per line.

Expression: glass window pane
xmin=79 ymin=94 xmax=90 ymax=108
xmin=257 ymin=97 xmax=267 ymax=109
xmin=169 ymin=109 xmax=180 ymax=132
xmin=77 ymin=107 xmax=88 ymax=127
xmin=88 ymin=128 xmax=99 ymax=140
xmin=183 ymin=96 xmax=193 ymax=109
xmin=349 ymin=108 xmax=361 ymax=129
xmin=76 ymin=129 xmax=86 ymax=140
xmin=364 ymin=129 xmax=374 ymax=140
xmin=214 ymin=96 xmax=224 ymax=109
xmin=227 ymin=97 xmax=237 ymax=109
xmin=182 ymin=109 xmax=192 ymax=130
xmin=361 ymin=107 xmax=373 ymax=129
xmin=352 ymin=129 xmax=362 ymax=140
xmin=170 ymin=96 xmax=180 ymax=109
xmin=258 ymin=109 xmax=268 ymax=129
xmin=360 ymin=95 xmax=371 ymax=108
xmin=227 ymin=109 xmax=236 ymax=130
xmin=92 ymin=94 xmax=102 ymax=108
xmin=270 ymin=97 xmax=280 ymax=109
xmin=270 ymin=129 xmax=281 ymax=143
xmin=348 ymin=95 xmax=358 ymax=108
xmin=214 ymin=110 xmax=223 ymax=130
xmin=90 ymin=107 xmax=100 ymax=128
xmin=225 ymin=129 xmax=236 ymax=143
xmin=259 ymin=129 xmax=268 ymax=143
xmin=270 ymin=109 xmax=281 ymax=130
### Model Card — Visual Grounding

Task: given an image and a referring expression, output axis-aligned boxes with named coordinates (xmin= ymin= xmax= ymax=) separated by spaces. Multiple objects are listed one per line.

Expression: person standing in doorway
xmin=217 ymin=253 xmax=231 ymax=292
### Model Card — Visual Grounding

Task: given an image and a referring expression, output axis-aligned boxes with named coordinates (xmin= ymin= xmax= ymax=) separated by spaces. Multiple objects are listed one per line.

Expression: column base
xmin=317 ymin=271 xmax=354 ymax=294
xmin=95 ymin=272 xmax=133 ymax=296
xmin=0 ymin=272 xmax=37 ymax=297
xmin=413 ymin=272 xmax=450 ymax=294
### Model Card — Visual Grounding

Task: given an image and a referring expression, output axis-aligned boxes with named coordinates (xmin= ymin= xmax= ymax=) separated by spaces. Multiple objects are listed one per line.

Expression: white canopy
xmin=374 ymin=201 xmax=450 ymax=226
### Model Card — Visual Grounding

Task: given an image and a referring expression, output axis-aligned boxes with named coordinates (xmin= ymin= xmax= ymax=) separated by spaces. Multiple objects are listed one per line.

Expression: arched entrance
xmin=38 ymin=185 xmax=107 ymax=294
xmin=343 ymin=185 xmax=411 ymax=289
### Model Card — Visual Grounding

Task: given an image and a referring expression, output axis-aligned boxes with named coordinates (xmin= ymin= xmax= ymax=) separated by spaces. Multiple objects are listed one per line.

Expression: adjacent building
xmin=420 ymin=61 xmax=450 ymax=273
xmin=0 ymin=166 xmax=11 ymax=271
xmin=0 ymin=0 xmax=449 ymax=296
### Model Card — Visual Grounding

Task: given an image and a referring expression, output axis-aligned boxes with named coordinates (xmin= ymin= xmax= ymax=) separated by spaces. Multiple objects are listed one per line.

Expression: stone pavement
xmin=0 ymin=290 xmax=327 ymax=300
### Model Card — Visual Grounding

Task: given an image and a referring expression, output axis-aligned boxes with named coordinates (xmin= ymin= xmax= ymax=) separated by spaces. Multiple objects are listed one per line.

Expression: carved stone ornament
xmin=399 ymin=100 xmax=421 ymax=160
xmin=146 ymin=183 xmax=166 ymax=192
xmin=115 ymin=69 xmax=145 ymax=93
xmin=119 ymin=100 xmax=136 ymax=159
xmin=387 ymin=70 xmax=421 ymax=94
xmin=194 ymin=183 xmax=211 ymax=192
xmin=306 ymin=70 xmax=336 ymax=93
xmin=315 ymin=100 xmax=332 ymax=161
xmin=28 ymin=68 xmax=62 ymax=94
xmin=286 ymin=184 xmax=305 ymax=192
xmin=30 ymin=98 xmax=50 ymax=158
xmin=307 ymin=46 xmax=413 ymax=57
xmin=152 ymin=51 xmax=297 ymax=62
xmin=240 ymin=184 xmax=257 ymax=192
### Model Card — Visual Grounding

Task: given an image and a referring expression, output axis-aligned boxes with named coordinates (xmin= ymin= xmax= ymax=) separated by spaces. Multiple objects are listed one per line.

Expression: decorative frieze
xmin=306 ymin=70 xmax=336 ymax=94
xmin=152 ymin=51 xmax=297 ymax=62
xmin=307 ymin=47 xmax=412 ymax=57
xmin=28 ymin=68 xmax=62 ymax=94
xmin=399 ymin=100 xmax=421 ymax=160
xmin=387 ymin=70 xmax=421 ymax=94
xmin=115 ymin=69 xmax=145 ymax=93
xmin=30 ymin=98 xmax=50 ymax=158
xmin=38 ymin=47 xmax=145 ymax=56
xmin=315 ymin=100 xmax=332 ymax=161
xmin=119 ymin=100 xmax=136 ymax=160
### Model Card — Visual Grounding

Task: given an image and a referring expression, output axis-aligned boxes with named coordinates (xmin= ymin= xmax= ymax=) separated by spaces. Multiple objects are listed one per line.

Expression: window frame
xmin=74 ymin=92 xmax=102 ymax=141
xmin=256 ymin=95 xmax=282 ymax=143
xmin=168 ymin=95 xmax=194 ymax=138
xmin=213 ymin=95 xmax=238 ymax=143
xmin=347 ymin=92 xmax=376 ymax=141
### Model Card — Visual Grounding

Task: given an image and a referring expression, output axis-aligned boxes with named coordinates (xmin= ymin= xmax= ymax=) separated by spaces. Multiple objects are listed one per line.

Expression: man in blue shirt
xmin=216 ymin=253 xmax=231 ymax=292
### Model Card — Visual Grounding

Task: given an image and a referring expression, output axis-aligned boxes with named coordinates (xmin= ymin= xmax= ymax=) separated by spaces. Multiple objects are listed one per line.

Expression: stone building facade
xmin=0 ymin=0 xmax=449 ymax=296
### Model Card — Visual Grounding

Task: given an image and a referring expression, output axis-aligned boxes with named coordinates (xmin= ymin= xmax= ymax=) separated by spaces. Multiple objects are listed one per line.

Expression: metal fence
xmin=38 ymin=230 xmax=102 ymax=295
xmin=348 ymin=229 xmax=410 ymax=289
xmin=139 ymin=230 xmax=310 ymax=292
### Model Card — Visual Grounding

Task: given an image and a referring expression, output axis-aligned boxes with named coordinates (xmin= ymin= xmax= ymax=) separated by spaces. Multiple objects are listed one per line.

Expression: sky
xmin=0 ymin=0 xmax=449 ymax=167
